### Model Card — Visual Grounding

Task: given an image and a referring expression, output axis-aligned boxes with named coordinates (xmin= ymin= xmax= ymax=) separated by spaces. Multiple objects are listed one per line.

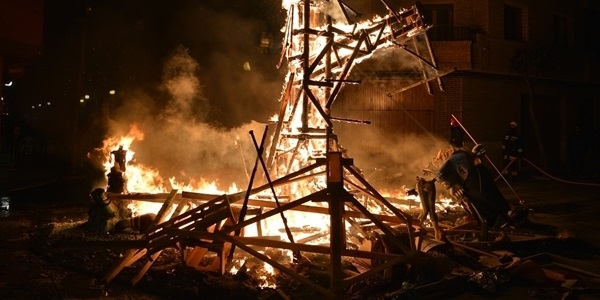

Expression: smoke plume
xmin=104 ymin=46 xmax=268 ymax=191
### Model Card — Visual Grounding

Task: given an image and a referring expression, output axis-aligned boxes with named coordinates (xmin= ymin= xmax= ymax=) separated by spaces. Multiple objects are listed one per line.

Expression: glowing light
xmin=80 ymin=99 xmax=85 ymax=103
xmin=281 ymin=0 xmax=300 ymax=9
xmin=4 ymin=81 xmax=12 ymax=87
xmin=99 ymin=124 xmax=241 ymax=216
xmin=258 ymin=263 xmax=277 ymax=288
xmin=228 ymin=258 xmax=246 ymax=275
xmin=47 ymin=102 xmax=51 ymax=106
xmin=84 ymin=94 xmax=90 ymax=99
xmin=109 ymin=90 xmax=116 ymax=95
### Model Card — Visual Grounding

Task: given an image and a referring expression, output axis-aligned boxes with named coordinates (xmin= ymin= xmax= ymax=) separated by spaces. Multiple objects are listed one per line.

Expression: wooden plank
xmin=108 ymin=192 xmax=182 ymax=200
xmin=115 ymin=193 xmax=409 ymax=226
xmin=341 ymin=256 xmax=408 ymax=289
xmin=144 ymin=198 xmax=228 ymax=250
xmin=131 ymin=251 xmax=162 ymax=286
xmin=102 ymin=193 xmax=189 ymax=286
xmin=168 ymin=230 xmax=404 ymax=261
xmin=102 ymin=248 xmax=140 ymax=283
xmin=146 ymin=189 xmax=179 ymax=232
xmin=147 ymin=195 xmax=228 ymax=238
xmin=186 ymin=247 xmax=209 ymax=268
xmin=179 ymin=214 xmax=237 ymax=274
xmin=214 ymin=218 xmax=235 ymax=274
xmin=182 ymin=161 xmax=325 ymax=204
xmin=224 ymin=190 xmax=325 ymax=234
xmin=125 ymin=249 xmax=147 ymax=267
xmin=145 ymin=203 xmax=232 ymax=255
xmin=220 ymin=234 xmax=335 ymax=299
xmin=129 ymin=199 xmax=191 ymax=286
xmin=348 ymin=197 xmax=411 ymax=254
xmin=171 ymin=201 xmax=191 ymax=219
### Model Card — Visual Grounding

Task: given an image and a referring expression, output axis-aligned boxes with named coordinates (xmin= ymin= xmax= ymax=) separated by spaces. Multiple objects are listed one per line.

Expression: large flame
xmin=92 ymin=1 xmax=456 ymax=289
xmin=99 ymin=124 xmax=238 ymax=195
xmin=93 ymin=0 xmax=451 ymax=241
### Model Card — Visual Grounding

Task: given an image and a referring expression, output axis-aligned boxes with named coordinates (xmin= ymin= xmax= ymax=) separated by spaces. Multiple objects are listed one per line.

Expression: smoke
xmin=104 ymin=47 xmax=268 ymax=190
xmin=86 ymin=1 xmax=287 ymax=190
xmin=351 ymin=135 xmax=447 ymax=191
xmin=161 ymin=46 xmax=208 ymax=122
xmin=95 ymin=1 xmax=443 ymax=193
xmin=316 ymin=0 xmax=348 ymax=24
xmin=163 ymin=2 xmax=285 ymax=127
xmin=336 ymin=122 xmax=448 ymax=192
xmin=80 ymin=0 xmax=285 ymax=128
xmin=350 ymin=39 xmax=435 ymax=82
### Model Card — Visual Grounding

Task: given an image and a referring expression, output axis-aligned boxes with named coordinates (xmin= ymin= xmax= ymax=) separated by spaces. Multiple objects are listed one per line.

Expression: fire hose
xmin=450 ymin=115 xmax=600 ymax=202
xmin=493 ymin=157 xmax=600 ymax=187
xmin=519 ymin=157 xmax=600 ymax=188
xmin=493 ymin=158 xmax=517 ymax=182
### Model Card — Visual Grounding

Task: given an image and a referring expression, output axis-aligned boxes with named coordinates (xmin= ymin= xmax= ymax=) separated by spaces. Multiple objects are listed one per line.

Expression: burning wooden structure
xmin=102 ymin=1 xmax=449 ymax=299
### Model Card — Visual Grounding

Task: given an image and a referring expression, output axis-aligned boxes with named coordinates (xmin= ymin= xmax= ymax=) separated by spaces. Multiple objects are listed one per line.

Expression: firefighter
xmin=436 ymin=144 xmax=510 ymax=231
xmin=501 ymin=121 xmax=523 ymax=179
xmin=449 ymin=117 xmax=465 ymax=149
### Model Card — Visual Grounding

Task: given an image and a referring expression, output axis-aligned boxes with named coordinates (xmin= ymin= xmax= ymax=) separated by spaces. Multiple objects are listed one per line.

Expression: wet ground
xmin=2 ymin=154 xmax=600 ymax=299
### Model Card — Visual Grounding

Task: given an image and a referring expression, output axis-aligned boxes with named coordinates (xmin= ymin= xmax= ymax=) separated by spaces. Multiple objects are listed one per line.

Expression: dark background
xmin=3 ymin=0 xmax=286 ymax=176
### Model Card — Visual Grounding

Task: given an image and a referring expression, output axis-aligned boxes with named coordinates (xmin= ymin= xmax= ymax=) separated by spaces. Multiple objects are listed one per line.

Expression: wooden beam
xmin=166 ymin=229 xmax=406 ymax=262
xmin=220 ymin=234 xmax=335 ymax=299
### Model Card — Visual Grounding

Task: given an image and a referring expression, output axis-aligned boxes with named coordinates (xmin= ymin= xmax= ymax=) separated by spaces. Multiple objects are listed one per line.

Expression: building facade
xmin=334 ymin=0 xmax=599 ymax=177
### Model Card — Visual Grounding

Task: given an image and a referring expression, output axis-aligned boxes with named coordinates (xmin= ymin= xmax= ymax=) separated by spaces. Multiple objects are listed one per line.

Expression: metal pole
xmin=450 ymin=114 xmax=524 ymax=206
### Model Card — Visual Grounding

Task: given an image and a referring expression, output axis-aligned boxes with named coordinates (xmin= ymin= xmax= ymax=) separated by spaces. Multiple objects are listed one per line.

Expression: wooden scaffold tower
xmin=102 ymin=1 xmax=447 ymax=299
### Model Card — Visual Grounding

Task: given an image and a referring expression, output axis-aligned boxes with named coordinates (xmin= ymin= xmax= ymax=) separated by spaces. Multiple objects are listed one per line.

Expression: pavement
xmin=496 ymin=165 xmax=600 ymax=249
xmin=1 ymin=152 xmax=600 ymax=299
xmin=0 ymin=153 xmax=162 ymax=299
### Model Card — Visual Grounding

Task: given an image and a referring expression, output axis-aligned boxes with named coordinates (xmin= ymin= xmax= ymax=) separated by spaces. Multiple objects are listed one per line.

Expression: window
xmin=421 ymin=5 xmax=453 ymax=40
xmin=504 ymin=4 xmax=523 ymax=41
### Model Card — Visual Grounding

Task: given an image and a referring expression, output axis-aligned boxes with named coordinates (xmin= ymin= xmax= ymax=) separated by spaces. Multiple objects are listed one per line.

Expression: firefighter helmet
xmin=450 ymin=118 xmax=459 ymax=127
